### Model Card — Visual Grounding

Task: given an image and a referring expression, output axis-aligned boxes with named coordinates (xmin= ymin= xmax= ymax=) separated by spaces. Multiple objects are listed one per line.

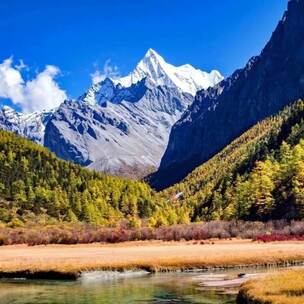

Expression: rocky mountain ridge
xmin=151 ymin=0 xmax=304 ymax=189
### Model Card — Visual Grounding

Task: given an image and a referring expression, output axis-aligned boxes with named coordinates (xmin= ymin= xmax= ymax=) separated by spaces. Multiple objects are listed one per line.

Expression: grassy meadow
xmin=238 ymin=269 xmax=304 ymax=304
xmin=0 ymin=239 xmax=304 ymax=278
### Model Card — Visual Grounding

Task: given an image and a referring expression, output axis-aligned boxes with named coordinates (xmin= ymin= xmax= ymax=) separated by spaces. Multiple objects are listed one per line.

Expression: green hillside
xmin=161 ymin=99 xmax=304 ymax=221
xmin=0 ymin=130 xmax=159 ymax=226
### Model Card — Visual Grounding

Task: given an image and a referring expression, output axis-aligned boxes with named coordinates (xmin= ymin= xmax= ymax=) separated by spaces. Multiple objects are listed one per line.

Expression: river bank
xmin=237 ymin=269 xmax=304 ymax=304
xmin=0 ymin=239 xmax=304 ymax=279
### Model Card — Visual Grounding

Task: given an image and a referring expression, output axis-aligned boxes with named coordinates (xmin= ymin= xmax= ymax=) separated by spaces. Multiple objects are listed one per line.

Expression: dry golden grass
xmin=0 ymin=239 xmax=304 ymax=276
xmin=239 ymin=269 xmax=304 ymax=304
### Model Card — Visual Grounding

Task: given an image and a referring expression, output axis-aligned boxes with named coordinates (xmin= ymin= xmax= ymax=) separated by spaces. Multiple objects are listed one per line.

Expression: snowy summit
xmin=114 ymin=48 xmax=223 ymax=96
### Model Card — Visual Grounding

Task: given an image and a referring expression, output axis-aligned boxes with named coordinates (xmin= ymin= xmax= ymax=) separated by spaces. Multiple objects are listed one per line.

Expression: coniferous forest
xmin=0 ymin=130 xmax=154 ymax=226
xmin=1 ymin=100 xmax=304 ymax=228
xmin=162 ymin=99 xmax=304 ymax=222
xmin=0 ymin=129 xmax=190 ymax=227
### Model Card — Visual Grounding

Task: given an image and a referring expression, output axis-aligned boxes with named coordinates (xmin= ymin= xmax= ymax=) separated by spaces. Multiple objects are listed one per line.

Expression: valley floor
xmin=0 ymin=239 xmax=303 ymax=279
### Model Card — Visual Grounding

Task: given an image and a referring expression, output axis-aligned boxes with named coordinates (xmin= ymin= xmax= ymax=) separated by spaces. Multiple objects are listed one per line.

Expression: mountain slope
xmin=2 ymin=98 xmax=304 ymax=228
xmin=0 ymin=106 xmax=52 ymax=144
xmin=152 ymin=0 xmax=304 ymax=189
xmin=44 ymin=79 xmax=194 ymax=177
xmin=43 ymin=49 xmax=223 ymax=177
xmin=0 ymin=130 xmax=154 ymax=225
xmin=159 ymin=99 xmax=304 ymax=221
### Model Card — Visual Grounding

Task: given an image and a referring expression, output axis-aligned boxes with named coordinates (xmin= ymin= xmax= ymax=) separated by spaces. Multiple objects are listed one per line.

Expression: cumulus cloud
xmin=0 ymin=58 xmax=67 ymax=113
xmin=0 ymin=58 xmax=25 ymax=104
xmin=22 ymin=65 xmax=67 ymax=113
xmin=91 ymin=59 xmax=119 ymax=84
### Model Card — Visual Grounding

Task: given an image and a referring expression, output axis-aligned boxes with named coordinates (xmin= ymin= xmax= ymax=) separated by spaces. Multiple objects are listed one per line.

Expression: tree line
xmin=162 ymin=100 xmax=304 ymax=221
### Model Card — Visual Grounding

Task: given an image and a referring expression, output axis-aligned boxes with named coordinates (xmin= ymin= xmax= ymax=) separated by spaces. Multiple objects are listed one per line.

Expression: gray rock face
xmin=44 ymin=78 xmax=193 ymax=177
xmin=42 ymin=49 xmax=222 ymax=178
xmin=152 ymin=0 xmax=304 ymax=189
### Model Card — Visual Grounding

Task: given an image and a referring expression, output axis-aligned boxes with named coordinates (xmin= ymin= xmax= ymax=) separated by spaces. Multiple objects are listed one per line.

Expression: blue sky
xmin=0 ymin=0 xmax=287 ymax=111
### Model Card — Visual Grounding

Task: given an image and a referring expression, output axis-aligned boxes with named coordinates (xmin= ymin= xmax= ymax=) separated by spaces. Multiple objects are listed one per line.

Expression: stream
xmin=0 ymin=266 xmax=293 ymax=304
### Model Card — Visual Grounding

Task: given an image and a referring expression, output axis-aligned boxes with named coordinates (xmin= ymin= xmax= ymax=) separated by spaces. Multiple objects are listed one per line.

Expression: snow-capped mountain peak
xmin=82 ymin=49 xmax=224 ymax=107
xmin=112 ymin=48 xmax=224 ymax=96
xmin=142 ymin=48 xmax=165 ymax=65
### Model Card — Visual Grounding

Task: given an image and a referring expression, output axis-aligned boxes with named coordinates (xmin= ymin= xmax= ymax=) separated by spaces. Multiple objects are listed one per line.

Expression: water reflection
xmin=0 ymin=272 xmax=236 ymax=304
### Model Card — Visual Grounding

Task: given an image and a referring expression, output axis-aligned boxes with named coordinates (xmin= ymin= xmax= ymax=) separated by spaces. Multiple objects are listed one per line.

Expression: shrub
xmin=0 ymin=220 xmax=303 ymax=246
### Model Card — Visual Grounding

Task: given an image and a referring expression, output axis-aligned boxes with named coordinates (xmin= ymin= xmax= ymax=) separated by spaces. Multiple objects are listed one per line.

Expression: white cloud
xmin=23 ymin=65 xmax=67 ymax=113
xmin=91 ymin=59 xmax=119 ymax=84
xmin=0 ymin=58 xmax=25 ymax=104
xmin=0 ymin=58 xmax=67 ymax=113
